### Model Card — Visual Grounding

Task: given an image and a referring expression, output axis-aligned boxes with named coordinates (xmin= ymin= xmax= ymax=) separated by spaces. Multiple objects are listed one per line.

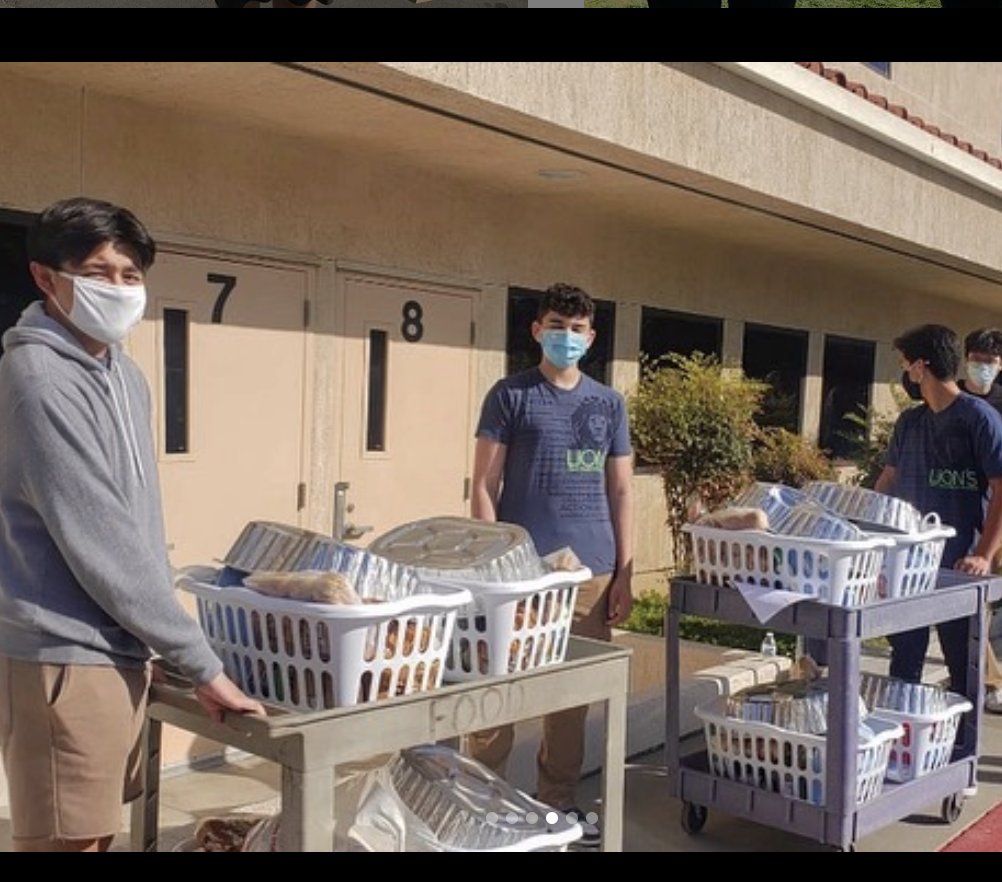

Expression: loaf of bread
xmin=696 ymin=507 xmax=769 ymax=531
xmin=194 ymin=815 xmax=266 ymax=852
xmin=542 ymin=546 xmax=583 ymax=572
xmin=243 ymin=570 xmax=362 ymax=605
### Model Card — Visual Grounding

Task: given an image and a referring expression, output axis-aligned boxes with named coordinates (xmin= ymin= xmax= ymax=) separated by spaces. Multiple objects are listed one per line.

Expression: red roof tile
xmin=796 ymin=62 xmax=1002 ymax=172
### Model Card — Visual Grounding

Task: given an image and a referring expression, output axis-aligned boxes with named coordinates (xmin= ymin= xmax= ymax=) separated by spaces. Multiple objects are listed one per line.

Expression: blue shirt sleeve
xmin=476 ymin=379 xmax=514 ymax=445
xmin=609 ymin=391 xmax=632 ymax=458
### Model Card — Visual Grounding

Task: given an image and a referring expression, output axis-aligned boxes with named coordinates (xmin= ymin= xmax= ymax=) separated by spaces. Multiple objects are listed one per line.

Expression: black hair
xmin=964 ymin=328 xmax=1002 ymax=359
xmin=893 ymin=324 xmax=961 ymax=381
xmin=27 ymin=197 xmax=156 ymax=273
xmin=536 ymin=282 xmax=595 ymax=323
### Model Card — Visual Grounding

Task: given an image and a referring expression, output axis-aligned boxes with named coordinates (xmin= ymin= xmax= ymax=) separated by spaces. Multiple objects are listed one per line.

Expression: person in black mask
xmin=874 ymin=324 xmax=1002 ymax=697
xmin=957 ymin=328 xmax=1002 ymax=714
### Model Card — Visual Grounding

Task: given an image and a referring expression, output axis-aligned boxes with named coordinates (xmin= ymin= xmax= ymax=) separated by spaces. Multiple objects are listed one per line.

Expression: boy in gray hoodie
xmin=0 ymin=197 xmax=263 ymax=852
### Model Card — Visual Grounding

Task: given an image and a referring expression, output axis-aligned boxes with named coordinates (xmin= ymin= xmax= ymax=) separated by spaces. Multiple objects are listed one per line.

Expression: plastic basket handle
xmin=920 ymin=512 xmax=942 ymax=531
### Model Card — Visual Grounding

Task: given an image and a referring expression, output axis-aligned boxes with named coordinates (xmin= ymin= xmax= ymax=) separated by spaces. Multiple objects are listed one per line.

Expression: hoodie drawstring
xmin=106 ymin=362 xmax=147 ymax=486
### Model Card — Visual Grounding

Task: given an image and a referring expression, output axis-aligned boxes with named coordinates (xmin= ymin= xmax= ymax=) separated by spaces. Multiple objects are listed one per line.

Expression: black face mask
xmin=901 ymin=370 xmax=924 ymax=401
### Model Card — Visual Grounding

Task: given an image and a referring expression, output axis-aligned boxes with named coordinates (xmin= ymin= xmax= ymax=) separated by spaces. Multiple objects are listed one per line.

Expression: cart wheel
xmin=681 ymin=801 xmax=708 ymax=834
xmin=942 ymin=793 xmax=965 ymax=824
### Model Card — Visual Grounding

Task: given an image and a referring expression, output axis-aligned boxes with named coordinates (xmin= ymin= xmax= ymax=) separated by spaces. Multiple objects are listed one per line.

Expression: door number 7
xmin=208 ymin=273 xmax=237 ymax=324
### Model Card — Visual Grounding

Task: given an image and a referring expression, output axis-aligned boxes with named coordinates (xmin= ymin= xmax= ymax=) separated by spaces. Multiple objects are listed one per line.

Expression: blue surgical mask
xmin=540 ymin=329 xmax=589 ymax=369
xmin=966 ymin=360 xmax=1000 ymax=389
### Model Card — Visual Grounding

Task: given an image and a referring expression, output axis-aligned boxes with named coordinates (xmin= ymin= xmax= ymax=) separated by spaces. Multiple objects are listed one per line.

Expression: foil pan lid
xmin=223 ymin=521 xmax=343 ymax=573
xmin=390 ymin=745 xmax=579 ymax=850
xmin=369 ymin=517 xmax=545 ymax=581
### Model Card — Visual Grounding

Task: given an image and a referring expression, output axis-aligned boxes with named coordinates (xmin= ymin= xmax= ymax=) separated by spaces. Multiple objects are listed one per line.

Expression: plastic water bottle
xmin=760 ymin=631 xmax=778 ymax=657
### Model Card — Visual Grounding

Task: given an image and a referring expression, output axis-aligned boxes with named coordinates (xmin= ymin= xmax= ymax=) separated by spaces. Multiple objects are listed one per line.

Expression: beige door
xmin=340 ymin=274 xmax=475 ymax=542
xmin=130 ymin=251 xmax=310 ymax=569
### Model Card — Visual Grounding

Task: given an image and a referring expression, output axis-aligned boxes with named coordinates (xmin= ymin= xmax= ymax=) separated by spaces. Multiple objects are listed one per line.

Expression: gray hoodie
xmin=0 ymin=301 xmax=222 ymax=684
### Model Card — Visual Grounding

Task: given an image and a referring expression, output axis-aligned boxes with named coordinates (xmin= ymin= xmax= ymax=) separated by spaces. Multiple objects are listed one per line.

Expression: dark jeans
xmin=889 ymin=617 xmax=971 ymax=697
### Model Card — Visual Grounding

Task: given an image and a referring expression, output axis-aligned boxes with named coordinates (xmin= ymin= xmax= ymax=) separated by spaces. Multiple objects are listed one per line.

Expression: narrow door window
xmin=163 ymin=308 xmax=189 ymax=454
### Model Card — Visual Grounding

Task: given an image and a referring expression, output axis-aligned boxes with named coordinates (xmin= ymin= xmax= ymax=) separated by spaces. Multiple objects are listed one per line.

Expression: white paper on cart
xmin=735 ymin=581 xmax=812 ymax=623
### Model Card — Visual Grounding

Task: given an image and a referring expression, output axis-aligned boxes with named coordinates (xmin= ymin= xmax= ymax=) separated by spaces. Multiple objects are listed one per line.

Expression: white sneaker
xmin=985 ymin=688 xmax=1002 ymax=715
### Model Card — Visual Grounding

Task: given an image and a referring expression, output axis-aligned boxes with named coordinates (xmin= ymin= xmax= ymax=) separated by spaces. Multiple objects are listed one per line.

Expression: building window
xmin=742 ymin=323 xmax=808 ymax=433
xmin=366 ymin=328 xmax=388 ymax=453
xmin=863 ymin=62 xmax=891 ymax=78
xmin=163 ymin=308 xmax=189 ymax=455
xmin=0 ymin=214 xmax=36 ymax=359
xmin=819 ymin=335 xmax=875 ymax=461
xmin=506 ymin=286 xmax=616 ymax=384
xmin=639 ymin=307 xmax=723 ymax=368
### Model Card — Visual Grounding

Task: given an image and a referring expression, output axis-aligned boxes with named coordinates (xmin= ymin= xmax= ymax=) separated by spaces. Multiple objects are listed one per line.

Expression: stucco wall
xmin=3 ymin=68 xmax=1002 ymax=579
xmin=372 ymin=61 xmax=1002 ymax=275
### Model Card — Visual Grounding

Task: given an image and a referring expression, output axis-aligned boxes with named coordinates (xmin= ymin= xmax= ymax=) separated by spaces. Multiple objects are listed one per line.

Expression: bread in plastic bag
xmin=243 ymin=569 xmax=362 ymax=604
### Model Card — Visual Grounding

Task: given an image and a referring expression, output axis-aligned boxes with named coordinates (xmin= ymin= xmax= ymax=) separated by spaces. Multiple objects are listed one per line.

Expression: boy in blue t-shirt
xmin=468 ymin=283 xmax=634 ymax=845
xmin=875 ymin=324 xmax=1002 ymax=696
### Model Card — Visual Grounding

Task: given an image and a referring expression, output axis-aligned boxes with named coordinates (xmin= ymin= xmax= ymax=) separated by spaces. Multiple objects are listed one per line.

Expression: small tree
xmin=751 ymin=426 xmax=835 ymax=487
xmin=839 ymin=388 xmax=913 ymax=488
xmin=629 ymin=353 xmax=766 ymax=571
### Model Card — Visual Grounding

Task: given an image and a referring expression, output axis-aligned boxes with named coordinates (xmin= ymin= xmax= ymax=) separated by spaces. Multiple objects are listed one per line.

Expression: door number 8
xmin=401 ymin=300 xmax=424 ymax=343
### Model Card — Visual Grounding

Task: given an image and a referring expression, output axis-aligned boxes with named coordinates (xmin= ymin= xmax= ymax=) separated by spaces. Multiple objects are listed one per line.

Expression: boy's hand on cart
xmin=195 ymin=672 xmax=266 ymax=723
xmin=955 ymin=555 xmax=992 ymax=576
xmin=605 ymin=570 xmax=634 ymax=626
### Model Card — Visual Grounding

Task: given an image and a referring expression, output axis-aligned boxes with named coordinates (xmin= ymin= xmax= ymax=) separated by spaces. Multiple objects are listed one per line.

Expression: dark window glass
xmin=0 ymin=215 xmax=37 ymax=359
xmin=163 ymin=308 xmax=189 ymax=455
xmin=366 ymin=329 xmax=388 ymax=452
xmin=820 ymin=335 xmax=875 ymax=460
xmin=743 ymin=323 xmax=808 ymax=433
xmin=863 ymin=62 xmax=891 ymax=77
xmin=506 ymin=287 xmax=616 ymax=384
xmin=640 ymin=307 xmax=723 ymax=367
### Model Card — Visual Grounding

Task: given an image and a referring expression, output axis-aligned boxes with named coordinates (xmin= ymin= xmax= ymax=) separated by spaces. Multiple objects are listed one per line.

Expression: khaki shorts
xmin=0 ymin=656 xmax=150 ymax=843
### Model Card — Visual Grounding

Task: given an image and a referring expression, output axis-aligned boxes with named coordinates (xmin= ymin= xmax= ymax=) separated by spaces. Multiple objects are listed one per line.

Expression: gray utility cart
xmin=666 ymin=570 xmax=1001 ymax=852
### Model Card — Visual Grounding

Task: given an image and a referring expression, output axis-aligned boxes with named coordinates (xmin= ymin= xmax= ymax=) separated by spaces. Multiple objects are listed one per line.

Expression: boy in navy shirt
xmin=876 ymin=324 xmax=1002 ymax=696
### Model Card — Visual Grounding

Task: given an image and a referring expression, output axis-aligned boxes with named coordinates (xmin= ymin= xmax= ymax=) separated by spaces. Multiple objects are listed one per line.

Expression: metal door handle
xmin=342 ymin=523 xmax=373 ymax=541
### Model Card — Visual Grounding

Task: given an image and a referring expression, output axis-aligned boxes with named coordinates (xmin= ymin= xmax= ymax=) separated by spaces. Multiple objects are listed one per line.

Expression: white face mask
xmin=966 ymin=360 xmax=1001 ymax=390
xmin=58 ymin=272 xmax=147 ymax=346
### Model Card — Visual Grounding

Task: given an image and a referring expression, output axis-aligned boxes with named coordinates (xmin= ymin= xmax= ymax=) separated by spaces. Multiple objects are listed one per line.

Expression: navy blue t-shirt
xmin=885 ymin=394 xmax=1002 ymax=565
xmin=476 ymin=368 xmax=632 ymax=575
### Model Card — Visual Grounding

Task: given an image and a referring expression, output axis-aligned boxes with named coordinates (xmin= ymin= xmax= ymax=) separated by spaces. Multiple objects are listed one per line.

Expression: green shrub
xmin=628 ymin=353 xmax=766 ymax=571
xmin=752 ymin=426 xmax=835 ymax=487
xmin=839 ymin=391 xmax=913 ymax=488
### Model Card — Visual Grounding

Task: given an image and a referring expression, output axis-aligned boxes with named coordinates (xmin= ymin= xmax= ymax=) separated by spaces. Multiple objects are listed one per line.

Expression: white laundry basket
xmin=696 ymin=697 xmax=902 ymax=807
xmin=684 ymin=524 xmax=893 ymax=607
xmin=426 ymin=568 xmax=592 ymax=682
xmin=177 ymin=570 xmax=470 ymax=711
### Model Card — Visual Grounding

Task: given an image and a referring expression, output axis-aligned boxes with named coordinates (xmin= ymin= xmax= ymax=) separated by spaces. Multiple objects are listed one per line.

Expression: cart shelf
xmin=665 ymin=570 xmax=1001 ymax=850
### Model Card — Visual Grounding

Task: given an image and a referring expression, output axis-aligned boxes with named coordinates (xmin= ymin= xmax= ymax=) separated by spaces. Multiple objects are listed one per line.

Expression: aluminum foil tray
xmin=221 ymin=521 xmax=423 ymax=602
xmin=389 ymin=745 xmax=580 ymax=850
xmin=860 ymin=672 xmax=948 ymax=716
xmin=727 ymin=679 xmax=870 ymax=735
xmin=802 ymin=481 xmax=922 ymax=534
xmin=223 ymin=521 xmax=344 ymax=573
xmin=369 ymin=517 xmax=546 ymax=583
xmin=769 ymin=501 xmax=865 ymax=542
xmin=730 ymin=482 xmax=805 ymax=528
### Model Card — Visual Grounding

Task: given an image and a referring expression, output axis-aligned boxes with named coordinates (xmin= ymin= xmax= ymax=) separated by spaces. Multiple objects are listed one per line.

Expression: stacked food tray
xmin=386 ymin=745 xmax=583 ymax=851
xmin=696 ymin=687 xmax=903 ymax=807
xmin=368 ymin=517 xmax=592 ymax=682
xmin=685 ymin=481 xmax=954 ymax=607
xmin=801 ymin=482 xmax=955 ymax=600
xmin=860 ymin=673 xmax=973 ymax=783
xmin=177 ymin=562 xmax=471 ymax=712
xmin=683 ymin=522 xmax=891 ymax=607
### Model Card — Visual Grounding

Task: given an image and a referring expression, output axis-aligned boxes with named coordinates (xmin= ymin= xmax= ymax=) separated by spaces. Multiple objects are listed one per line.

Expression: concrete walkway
xmin=1 ymin=633 xmax=999 ymax=852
